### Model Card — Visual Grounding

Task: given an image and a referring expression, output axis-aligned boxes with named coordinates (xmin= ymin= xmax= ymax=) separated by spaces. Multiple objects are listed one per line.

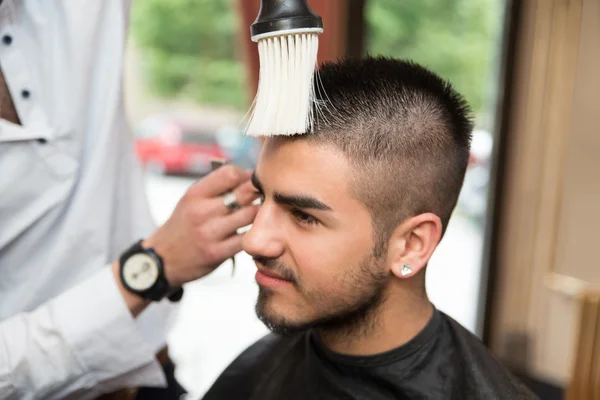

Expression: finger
xmin=210 ymin=204 xmax=260 ymax=239
xmin=233 ymin=180 xmax=261 ymax=207
xmin=191 ymin=165 xmax=252 ymax=198
xmin=200 ymin=180 xmax=261 ymax=217
xmin=216 ymin=233 xmax=245 ymax=261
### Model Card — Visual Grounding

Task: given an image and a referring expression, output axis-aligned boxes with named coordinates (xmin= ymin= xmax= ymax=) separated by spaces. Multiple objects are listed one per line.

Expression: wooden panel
xmin=527 ymin=0 xmax=583 ymax=383
xmin=313 ymin=0 xmax=348 ymax=66
xmin=489 ymin=0 xmax=600 ymax=387
xmin=490 ymin=0 xmax=569 ymax=352
xmin=235 ymin=0 xmax=261 ymax=102
xmin=554 ymin=0 xmax=600 ymax=283
xmin=488 ymin=0 xmax=585 ymax=385
xmin=566 ymin=292 xmax=600 ymax=400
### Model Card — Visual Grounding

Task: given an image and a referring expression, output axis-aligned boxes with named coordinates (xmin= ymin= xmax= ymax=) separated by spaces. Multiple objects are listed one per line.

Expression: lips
xmin=255 ymin=265 xmax=294 ymax=289
xmin=257 ymin=267 xmax=290 ymax=281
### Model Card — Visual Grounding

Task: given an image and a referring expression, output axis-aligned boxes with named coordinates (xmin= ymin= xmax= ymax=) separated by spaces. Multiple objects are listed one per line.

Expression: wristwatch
xmin=119 ymin=240 xmax=184 ymax=302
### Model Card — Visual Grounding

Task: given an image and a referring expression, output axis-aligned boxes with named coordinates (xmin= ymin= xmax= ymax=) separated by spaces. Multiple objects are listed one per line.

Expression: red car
xmin=134 ymin=116 xmax=226 ymax=176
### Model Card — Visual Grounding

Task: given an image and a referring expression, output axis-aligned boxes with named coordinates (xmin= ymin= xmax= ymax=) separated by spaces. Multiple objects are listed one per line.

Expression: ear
xmin=386 ymin=213 xmax=443 ymax=279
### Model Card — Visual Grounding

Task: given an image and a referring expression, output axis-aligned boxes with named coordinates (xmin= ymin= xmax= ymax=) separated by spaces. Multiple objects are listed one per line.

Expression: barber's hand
xmin=144 ymin=165 xmax=260 ymax=287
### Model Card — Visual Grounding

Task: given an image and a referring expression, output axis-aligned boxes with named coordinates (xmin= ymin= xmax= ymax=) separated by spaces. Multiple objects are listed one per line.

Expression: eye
xmin=291 ymin=209 xmax=318 ymax=226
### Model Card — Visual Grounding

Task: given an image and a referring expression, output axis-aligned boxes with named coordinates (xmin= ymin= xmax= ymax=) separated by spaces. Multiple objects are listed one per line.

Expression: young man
xmin=203 ymin=57 xmax=537 ymax=400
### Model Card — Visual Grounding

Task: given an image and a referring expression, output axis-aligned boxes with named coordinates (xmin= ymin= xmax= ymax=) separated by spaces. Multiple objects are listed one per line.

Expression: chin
xmin=256 ymin=288 xmax=316 ymax=336
xmin=256 ymin=282 xmax=387 ymax=337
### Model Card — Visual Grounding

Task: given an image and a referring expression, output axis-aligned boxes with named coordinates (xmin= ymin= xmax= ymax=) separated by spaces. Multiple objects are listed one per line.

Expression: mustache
xmin=253 ymin=256 xmax=298 ymax=283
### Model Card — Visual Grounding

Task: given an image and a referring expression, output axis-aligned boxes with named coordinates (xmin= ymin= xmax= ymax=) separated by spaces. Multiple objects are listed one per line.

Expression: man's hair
xmin=301 ymin=56 xmax=474 ymax=256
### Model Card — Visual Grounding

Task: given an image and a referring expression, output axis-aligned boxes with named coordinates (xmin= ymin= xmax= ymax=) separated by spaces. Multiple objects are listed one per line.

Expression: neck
xmin=318 ymin=289 xmax=434 ymax=356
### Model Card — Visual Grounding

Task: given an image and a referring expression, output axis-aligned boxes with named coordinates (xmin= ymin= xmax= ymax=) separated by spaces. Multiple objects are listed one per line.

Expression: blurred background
xmin=122 ymin=1 xmax=600 ymax=399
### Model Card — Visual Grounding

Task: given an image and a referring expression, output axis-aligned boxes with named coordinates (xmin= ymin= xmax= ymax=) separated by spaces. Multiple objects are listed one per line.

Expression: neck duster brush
xmin=245 ymin=0 xmax=324 ymax=137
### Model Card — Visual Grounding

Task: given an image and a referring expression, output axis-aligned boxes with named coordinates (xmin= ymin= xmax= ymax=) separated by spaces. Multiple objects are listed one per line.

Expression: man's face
xmin=243 ymin=138 xmax=389 ymax=335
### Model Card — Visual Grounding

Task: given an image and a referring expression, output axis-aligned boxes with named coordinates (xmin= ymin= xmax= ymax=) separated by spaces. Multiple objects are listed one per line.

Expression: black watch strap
xmin=167 ymin=287 xmax=184 ymax=302
xmin=119 ymin=240 xmax=184 ymax=302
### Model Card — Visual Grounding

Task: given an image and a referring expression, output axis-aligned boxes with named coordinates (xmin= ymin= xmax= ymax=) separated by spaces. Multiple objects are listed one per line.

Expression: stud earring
xmin=400 ymin=264 xmax=412 ymax=276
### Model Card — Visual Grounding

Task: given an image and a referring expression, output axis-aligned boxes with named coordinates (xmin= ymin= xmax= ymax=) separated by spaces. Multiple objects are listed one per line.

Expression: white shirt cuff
xmin=51 ymin=266 xmax=167 ymax=388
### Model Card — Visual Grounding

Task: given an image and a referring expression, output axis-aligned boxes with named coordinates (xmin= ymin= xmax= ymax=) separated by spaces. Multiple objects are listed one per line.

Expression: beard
xmin=254 ymin=251 xmax=388 ymax=339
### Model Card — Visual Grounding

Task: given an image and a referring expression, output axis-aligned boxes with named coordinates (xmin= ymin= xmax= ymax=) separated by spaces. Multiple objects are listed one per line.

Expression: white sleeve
xmin=0 ymin=266 xmax=166 ymax=400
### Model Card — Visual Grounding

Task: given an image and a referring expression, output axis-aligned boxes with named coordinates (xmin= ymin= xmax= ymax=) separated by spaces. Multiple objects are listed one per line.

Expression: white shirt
xmin=0 ymin=1 xmax=176 ymax=398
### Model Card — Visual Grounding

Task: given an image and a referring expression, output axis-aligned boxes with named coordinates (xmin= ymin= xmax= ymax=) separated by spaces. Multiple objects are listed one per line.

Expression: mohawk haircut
xmin=300 ymin=56 xmax=474 ymax=256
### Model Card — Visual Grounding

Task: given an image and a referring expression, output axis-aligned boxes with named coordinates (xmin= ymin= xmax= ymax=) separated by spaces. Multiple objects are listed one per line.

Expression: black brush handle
xmin=251 ymin=0 xmax=323 ymax=38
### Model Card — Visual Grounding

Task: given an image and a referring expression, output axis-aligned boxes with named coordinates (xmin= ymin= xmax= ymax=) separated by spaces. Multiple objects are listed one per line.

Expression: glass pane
xmin=366 ymin=0 xmax=506 ymax=334
xmin=125 ymin=0 xmax=259 ymax=181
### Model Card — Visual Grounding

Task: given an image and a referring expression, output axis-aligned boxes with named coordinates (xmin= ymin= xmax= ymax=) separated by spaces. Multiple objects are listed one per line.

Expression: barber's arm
xmin=115 ymin=165 xmax=260 ymax=317
xmin=0 ymin=165 xmax=259 ymax=400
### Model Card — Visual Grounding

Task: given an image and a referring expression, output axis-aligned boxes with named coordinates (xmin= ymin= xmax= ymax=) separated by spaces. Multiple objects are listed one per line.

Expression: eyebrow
xmin=252 ymin=172 xmax=333 ymax=211
xmin=251 ymin=172 xmax=263 ymax=193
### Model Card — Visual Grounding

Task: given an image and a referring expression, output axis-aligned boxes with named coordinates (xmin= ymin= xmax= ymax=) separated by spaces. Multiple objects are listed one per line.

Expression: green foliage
xmin=366 ymin=0 xmax=504 ymax=122
xmin=130 ymin=0 xmax=247 ymax=109
xmin=130 ymin=0 xmax=504 ymax=119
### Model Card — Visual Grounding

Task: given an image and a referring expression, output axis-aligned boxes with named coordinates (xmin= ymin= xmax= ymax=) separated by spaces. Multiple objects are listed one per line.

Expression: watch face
xmin=122 ymin=253 xmax=160 ymax=291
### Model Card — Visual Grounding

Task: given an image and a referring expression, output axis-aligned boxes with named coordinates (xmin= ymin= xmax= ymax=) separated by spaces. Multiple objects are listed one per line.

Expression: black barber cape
xmin=203 ymin=310 xmax=538 ymax=400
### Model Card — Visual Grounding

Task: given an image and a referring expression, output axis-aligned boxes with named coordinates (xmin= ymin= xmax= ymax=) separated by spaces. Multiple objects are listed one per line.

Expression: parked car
xmin=134 ymin=115 xmax=226 ymax=176
xmin=214 ymin=125 xmax=261 ymax=170
xmin=457 ymin=129 xmax=494 ymax=225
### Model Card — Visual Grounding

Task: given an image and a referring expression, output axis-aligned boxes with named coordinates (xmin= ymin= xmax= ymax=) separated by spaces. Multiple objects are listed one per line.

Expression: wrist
xmin=111 ymin=261 xmax=149 ymax=317
xmin=141 ymin=237 xmax=180 ymax=287
xmin=119 ymin=239 xmax=185 ymax=302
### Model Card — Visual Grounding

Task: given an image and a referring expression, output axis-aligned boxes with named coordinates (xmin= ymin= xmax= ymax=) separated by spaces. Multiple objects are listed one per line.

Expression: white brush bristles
xmin=245 ymin=33 xmax=319 ymax=137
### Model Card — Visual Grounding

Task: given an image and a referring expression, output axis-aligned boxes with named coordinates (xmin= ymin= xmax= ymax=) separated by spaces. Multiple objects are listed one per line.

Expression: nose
xmin=243 ymin=204 xmax=285 ymax=260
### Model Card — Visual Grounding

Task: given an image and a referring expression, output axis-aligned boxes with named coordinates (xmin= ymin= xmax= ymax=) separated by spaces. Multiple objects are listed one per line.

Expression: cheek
xmin=290 ymin=216 xmax=374 ymax=288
